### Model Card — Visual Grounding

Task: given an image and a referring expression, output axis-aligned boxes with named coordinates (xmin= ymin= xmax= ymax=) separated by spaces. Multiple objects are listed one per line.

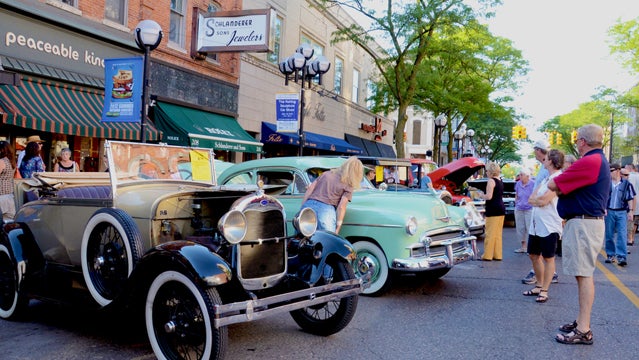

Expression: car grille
xmin=426 ymin=228 xmax=468 ymax=257
xmin=239 ymin=208 xmax=286 ymax=280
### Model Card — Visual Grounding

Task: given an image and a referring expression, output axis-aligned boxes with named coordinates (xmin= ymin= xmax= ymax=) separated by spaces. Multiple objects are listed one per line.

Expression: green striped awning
xmin=0 ymin=76 xmax=160 ymax=141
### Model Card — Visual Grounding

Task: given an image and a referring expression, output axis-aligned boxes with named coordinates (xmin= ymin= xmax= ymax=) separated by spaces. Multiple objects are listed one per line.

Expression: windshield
xmin=305 ymin=167 xmax=376 ymax=191
xmin=106 ymin=141 xmax=217 ymax=185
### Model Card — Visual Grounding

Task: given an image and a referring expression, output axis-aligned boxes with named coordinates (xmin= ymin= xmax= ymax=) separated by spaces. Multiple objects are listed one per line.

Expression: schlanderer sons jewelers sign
xmin=193 ymin=8 xmax=275 ymax=53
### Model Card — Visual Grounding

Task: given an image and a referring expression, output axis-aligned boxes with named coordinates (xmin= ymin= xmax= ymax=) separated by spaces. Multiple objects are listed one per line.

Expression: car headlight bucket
xmin=293 ymin=207 xmax=318 ymax=237
xmin=218 ymin=210 xmax=247 ymax=244
xmin=406 ymin=216 xmax=418 ymax=235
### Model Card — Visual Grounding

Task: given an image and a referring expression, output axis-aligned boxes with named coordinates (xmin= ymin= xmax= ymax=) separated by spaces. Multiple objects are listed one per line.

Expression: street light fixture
xmin=465 ymin=128 xmax=475 ymax=157
xmin=433 ymin=114 xmax=447 ymax=166
xmin=134 ymin=20 xmax=163 ymax=143
xmin=454 ymin=124 xmax=467 ymax=159
xmin=279 ymin=43 xmax=331 ymax=156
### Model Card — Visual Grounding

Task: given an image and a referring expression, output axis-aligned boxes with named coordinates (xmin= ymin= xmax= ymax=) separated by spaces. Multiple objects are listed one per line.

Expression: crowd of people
xmin=475 ymin=124 xmax=635 ymax=346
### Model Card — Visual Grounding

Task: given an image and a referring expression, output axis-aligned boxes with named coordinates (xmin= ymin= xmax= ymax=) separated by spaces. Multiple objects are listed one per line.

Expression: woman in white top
xmin=522 ymin=149 xmax=564 ymax=303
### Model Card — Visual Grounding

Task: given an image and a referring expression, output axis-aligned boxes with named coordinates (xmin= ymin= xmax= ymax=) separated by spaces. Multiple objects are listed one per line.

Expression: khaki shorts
xmin=562 ymin=218 xmax=604 ymax=277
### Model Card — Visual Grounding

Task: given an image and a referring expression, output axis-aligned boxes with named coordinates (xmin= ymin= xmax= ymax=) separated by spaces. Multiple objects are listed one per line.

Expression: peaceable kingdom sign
xmin=195 ymin=9 xmax=275 ymax=53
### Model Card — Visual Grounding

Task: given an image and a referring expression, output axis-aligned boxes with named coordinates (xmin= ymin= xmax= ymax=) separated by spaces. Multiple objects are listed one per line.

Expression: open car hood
xmin=466 ymin=177 xmax=516 ymax=195
xmin=428 ymin=157 xmax=485 ymax=191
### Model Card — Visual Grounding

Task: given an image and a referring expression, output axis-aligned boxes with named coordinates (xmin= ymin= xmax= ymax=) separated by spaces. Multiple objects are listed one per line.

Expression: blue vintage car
xmin=218 ymin=157 xmax=478 ymax=296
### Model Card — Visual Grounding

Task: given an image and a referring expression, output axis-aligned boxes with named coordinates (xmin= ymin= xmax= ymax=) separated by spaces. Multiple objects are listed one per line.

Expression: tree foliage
xmin=321 ymin=0 xmax=527 ymax=157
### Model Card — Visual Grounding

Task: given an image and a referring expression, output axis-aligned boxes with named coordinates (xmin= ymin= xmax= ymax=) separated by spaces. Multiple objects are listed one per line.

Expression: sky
xmin=486 ymin=0 xmax=639 ymax=129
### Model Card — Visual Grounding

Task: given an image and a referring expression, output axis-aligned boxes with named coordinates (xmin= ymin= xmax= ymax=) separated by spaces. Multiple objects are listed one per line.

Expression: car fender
xmin=1 ymin=223 xmax=44 ymax=287
xmin=304 ymin=231 xmax=356 ymax=285
xmin=132 ymin=241 xmax=232 ymax=288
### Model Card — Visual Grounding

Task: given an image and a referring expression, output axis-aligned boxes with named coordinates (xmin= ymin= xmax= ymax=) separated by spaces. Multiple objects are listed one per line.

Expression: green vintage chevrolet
xmin=218 ymin=157 xmax=478 ymax=296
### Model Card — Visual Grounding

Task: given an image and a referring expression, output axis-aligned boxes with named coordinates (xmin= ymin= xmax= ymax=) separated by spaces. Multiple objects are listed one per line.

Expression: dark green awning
xmin=154 ymin=101 xmax=262 ymax=153
xmin=0 ymin=76 xmax=160 ymax=140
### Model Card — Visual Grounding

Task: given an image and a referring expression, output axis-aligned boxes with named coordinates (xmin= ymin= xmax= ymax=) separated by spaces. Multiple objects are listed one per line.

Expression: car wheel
xmin=290 ymin=258 xmax=359 ymax=336
xmin=81 ymin=208 xmax=144 ymax=307
xmin=0 ymin=245 xmax=28 ymax=320
xmin=146 ymin=270 xmax=227 ymax=360
xmin=352 ymin=241 xmax=391 ymax=296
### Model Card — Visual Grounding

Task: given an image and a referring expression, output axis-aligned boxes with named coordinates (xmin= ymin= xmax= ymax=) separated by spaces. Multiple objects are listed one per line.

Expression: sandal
xmin=559 ymin=320 xmax=577 ymax=333
xmin=535 ymin=289 xmax=548 ymax=303
xmin=555 ymin=328 xmax=593 ymax=345
xmin=523 ymin=286 xmax=541 ymax=296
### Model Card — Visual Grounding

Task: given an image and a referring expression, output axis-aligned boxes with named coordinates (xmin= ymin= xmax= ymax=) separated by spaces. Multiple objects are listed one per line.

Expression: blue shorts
xmin=301 ymin=199 xmax=336 ymax=232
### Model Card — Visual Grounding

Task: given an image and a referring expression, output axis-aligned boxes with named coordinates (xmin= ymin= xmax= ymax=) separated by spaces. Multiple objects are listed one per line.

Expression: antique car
xmin=217 ymin=157 xmax=477 ymax=296
xmin=0 ymin=141 xmax=365 ymax=360
xmin=356 ymin=157 xmax=484 ymax=239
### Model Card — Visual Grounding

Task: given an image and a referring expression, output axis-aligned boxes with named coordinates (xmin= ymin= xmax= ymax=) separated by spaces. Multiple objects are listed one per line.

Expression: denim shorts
xmin=301 ymin=199 xmax=336 ymax=232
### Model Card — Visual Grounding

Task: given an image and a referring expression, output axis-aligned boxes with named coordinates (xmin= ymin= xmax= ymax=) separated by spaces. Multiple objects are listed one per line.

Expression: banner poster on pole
xmin=276 ymin=93 xmax=299 ymax=132
xmin=102 ymin=57 xmax=143 ymax=122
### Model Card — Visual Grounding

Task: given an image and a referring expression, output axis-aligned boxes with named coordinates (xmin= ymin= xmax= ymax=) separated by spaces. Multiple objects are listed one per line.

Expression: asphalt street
xmin=1 ymin=225 xmax=638 ymax=360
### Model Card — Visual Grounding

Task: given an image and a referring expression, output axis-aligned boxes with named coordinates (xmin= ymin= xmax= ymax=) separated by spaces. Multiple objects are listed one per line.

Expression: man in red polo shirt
xmin=547 ymin=124 xmax=610 ymax=345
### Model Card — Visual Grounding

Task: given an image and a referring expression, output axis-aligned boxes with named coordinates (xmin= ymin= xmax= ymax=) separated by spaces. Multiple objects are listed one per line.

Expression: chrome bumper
xmin=213 ymin=278 xmax=362 ymax=328
xmin=391 ymin=236 xmax=477 ymax=271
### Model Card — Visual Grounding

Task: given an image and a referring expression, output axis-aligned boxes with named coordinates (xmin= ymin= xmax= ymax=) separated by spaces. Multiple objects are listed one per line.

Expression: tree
xmin=320 ymin=0 xmax=502 ymax=158
xmin=412 ymin=19 xmax=527 ymax=162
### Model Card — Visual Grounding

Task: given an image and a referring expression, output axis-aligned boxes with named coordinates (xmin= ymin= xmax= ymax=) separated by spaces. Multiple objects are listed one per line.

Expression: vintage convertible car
xmin=217 ymin=157 xmax=477 ymax=296
xmin=0 ymin=141 xmax=365 ymax=360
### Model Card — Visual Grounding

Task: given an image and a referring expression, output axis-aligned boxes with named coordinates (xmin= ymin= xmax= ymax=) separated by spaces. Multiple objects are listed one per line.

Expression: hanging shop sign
xmin=192 ymin=8 xmax=274 ymax=54
xmin=102 ymin=57 xmax=143 ymax=122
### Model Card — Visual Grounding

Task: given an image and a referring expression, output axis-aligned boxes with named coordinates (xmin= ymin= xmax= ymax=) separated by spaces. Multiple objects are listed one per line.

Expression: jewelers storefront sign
xmin=193 ymin=8 xmax=275 ymax=54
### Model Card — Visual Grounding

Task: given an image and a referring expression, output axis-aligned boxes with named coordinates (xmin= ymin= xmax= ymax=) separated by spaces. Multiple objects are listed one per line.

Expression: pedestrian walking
xmin=522 ymin=149 xmax=564 ymax=303
xmin=18 ymin=141 xmax=45 ymax=179
xmin=514 ymin=167 xmax=535 ymax=253
xmin=547 ymin=124 xmax=610 ymax=345
xmin=603 ymin=163 xmax=635 ymax=266
xmin=0 ymin=141 xmax=17 ymax=222
xmin=624 ymin=164 xmax=639 ymax=246
xmin=476 ymin=162 xmax=505 ymax=261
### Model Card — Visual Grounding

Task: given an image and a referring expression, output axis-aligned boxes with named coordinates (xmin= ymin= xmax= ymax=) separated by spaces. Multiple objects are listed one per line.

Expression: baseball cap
xmin=610 ymin=163 xmax=621 ymax=171
xmin=533 ymin=139 xmax=550 ymax=152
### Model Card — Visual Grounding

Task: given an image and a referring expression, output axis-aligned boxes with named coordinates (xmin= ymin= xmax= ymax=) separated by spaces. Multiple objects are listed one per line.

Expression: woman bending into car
xmin=301 ymin=156 xmax=363 ymax=234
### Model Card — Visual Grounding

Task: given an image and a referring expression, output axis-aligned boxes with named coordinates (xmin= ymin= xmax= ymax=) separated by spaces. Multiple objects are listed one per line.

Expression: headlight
xmin=218 ymin=210 xmax=247 ymax=244
xmin=405 ymin=216 xmax=417 ymax=235
xmin=293 ymin=207 xmax=318 ymax=237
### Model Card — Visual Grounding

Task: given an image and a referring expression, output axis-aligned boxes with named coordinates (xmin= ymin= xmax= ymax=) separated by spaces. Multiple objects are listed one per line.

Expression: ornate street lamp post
xmin=134 ymin=20 xmax=163 ymax=143
xmin=454 ymin=124 xmax=467 ymax=159
xmin=465 ymin=128 xmax=475 ymax=157
xmin=278 ymin=44 xmax=331 ymax=156
xmin=433 ymin=114 xmax=447 ymax=166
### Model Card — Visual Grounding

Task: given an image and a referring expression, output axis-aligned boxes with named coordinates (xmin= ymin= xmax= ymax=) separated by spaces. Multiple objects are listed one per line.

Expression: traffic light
xmin=512 ymin=125 xmax=519 ymax=139
xmin=548 ymin=132 xmax=554 ymax=145
xmin=520 ymin=126 xmax=527 ymax=139
xmin=571 ymin=130 xmax=578 ymax=144
xmin=556 ymin=133 xmax=563 ymax=145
